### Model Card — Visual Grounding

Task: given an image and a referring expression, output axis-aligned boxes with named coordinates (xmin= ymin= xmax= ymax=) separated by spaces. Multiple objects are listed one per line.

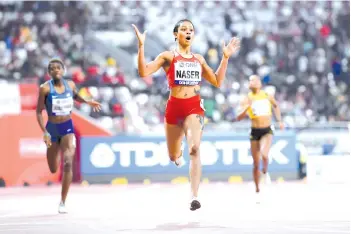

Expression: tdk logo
xmin=89 ymin=140 xmax=290 ymax=169
xmin=90 ymin=143 xmax=117 ymax=168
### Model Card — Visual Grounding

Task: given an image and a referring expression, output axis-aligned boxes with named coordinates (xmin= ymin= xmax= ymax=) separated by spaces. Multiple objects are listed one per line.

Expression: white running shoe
xmin=58 ymin=201 xmax=67 ymax=214
xmin=174 ymin=142 xmax=185 ymax=168
xmin=175 ymin=156 xmax=185 ymax=168
xmin=262 ymin=172 xmax=271 ymax=185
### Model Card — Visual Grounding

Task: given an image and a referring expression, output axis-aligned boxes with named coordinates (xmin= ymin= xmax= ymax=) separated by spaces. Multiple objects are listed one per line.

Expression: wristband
xmin=44 ymin=131 xmax=51 ymax=138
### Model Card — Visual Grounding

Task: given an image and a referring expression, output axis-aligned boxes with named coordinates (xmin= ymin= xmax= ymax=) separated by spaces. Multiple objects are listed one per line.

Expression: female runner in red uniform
xmin=132 ymin=19 xmax=240 ymax=211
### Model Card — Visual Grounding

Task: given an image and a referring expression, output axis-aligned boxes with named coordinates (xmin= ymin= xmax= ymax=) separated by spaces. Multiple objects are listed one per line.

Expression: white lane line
xmin=0 ymin=227 xmax=44 ymax=232
xmin=282 ymin=226 xmax=350 ymax=233
xmin=0 ymin=222 xmax=63 ymax=226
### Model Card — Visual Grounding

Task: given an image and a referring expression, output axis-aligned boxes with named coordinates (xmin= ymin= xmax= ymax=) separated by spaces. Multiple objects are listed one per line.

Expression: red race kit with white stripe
xmin=165 ymin=51 xmax=205 ymax=125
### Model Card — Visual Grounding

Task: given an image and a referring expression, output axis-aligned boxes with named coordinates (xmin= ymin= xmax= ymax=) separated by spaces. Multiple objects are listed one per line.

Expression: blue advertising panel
xmin=80 ymin=131 xmax=297 ymax=176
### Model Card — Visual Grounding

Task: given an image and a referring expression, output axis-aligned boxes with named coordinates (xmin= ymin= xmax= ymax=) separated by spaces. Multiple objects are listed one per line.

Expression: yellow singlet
xmin=246 ymin=90 xmax=272 ymax=119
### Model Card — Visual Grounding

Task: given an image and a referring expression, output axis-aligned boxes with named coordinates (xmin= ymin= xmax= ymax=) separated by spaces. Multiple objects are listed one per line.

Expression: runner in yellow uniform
xmin=235 ymin=75 xmax=284 ymax=202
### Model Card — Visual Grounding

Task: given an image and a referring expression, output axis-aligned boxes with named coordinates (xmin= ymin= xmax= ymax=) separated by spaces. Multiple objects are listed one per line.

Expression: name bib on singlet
xmin=251 ymin=99 xmax=271 ymax=116
xmin=52 ymin=97 xmax=73 ymax=116
xmin=174 ymin=61 xmax=202 ymax=86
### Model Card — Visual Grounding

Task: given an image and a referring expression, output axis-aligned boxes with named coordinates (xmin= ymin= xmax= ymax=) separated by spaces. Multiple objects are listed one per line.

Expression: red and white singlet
xmin=166 ymin=50 xmax=202 ymax=88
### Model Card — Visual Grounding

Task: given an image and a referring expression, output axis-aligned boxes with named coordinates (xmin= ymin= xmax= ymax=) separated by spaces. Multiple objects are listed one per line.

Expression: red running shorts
xmin=164 ymin=95 xmax=205 ymax=125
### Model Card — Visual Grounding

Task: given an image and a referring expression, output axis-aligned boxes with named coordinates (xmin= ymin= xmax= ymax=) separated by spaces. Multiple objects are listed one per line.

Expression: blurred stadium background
xmin=0 ymin=1 xmax=349 ymax=188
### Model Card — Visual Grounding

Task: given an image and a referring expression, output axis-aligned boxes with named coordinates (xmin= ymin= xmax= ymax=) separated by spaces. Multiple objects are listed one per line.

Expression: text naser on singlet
xmin=174 ymin=61 xmax=202 ymax=86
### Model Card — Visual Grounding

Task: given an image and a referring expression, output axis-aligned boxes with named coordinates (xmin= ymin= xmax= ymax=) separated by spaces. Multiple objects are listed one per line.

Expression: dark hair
xmin=48 ymin=58 xmax=64 ymax=71
xmin=173 ymin=19 xmax=195 ymax=41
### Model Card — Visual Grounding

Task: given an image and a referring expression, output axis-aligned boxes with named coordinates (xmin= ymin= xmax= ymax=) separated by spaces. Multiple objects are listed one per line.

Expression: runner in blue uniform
xmin=36 ymin=58 xmax=101 ymax=213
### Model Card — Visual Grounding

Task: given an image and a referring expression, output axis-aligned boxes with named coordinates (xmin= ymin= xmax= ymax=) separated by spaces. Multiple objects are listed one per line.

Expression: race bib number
xmin=174 ymin=61 xmax=202 ymax=86
xmin=72 ymin=135 xmax=76 ymax=148
xmin=270 ymin=124 xmax=275 ymax=132
xmin=200 ymin=99 xmax=206 ymax=111
xmin=251 ymin=99 xmax=271 ymax=116
xmin=52 ymin=97 xmax=73 ymax=116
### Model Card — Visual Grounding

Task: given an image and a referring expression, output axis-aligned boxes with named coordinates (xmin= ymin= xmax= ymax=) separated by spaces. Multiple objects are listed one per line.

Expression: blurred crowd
xmin=0 ymin=1 xmax=88 ymax=80
xmin=0 ymin=1 xmax=349 ymax=133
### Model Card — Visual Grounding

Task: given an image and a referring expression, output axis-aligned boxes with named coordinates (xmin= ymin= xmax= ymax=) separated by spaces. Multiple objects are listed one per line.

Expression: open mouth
xmin=186 ymin=36 xmax=191 ymax=41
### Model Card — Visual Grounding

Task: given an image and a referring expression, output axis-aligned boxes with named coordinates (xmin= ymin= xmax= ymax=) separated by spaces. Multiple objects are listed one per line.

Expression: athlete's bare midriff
xmin=48 ymin=115 xmax=71 ymax=124
xmin=169 ymin=85 xmax=201 ymax=99
xmin=251 ymin=116 xmax=272 ymax=129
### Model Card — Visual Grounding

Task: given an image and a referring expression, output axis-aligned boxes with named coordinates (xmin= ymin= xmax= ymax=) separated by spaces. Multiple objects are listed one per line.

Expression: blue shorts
xmin=46 ymin=119 xmax=74 ymax=143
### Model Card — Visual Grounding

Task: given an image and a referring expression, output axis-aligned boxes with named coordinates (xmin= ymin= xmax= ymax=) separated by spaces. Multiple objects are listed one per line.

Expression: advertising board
xmin=81 ymin=131 xmax=298 ymax=183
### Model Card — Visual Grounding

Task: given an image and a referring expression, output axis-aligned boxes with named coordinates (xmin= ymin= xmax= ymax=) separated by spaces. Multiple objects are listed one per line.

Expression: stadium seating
xmin=0 ymin=1 xmax=349 ymax=133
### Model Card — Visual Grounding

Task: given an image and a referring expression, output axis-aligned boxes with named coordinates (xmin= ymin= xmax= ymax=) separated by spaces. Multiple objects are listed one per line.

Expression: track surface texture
xmin=0 ymin=182 xmax=350 ymax=234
